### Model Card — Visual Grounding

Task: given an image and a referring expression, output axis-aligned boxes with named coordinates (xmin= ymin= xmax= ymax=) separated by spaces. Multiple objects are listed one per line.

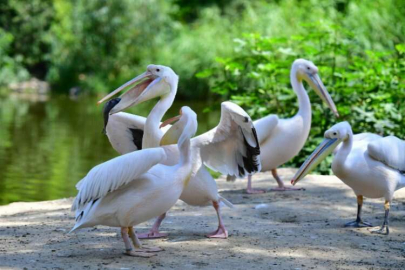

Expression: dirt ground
xmin=1 ymin=169 xmax=405 ymax=270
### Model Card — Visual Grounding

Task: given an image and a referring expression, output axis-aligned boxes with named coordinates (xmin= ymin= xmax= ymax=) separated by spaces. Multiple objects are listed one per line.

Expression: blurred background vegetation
xmin=2 ymin=0 xmax=404 ymax=97
xmin=0 ymin=0 xmax=404 ymax=203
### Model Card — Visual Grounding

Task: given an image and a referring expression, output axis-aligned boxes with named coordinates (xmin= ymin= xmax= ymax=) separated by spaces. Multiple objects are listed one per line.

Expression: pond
xmin=0 ymin=94 xmax=220 ymax=205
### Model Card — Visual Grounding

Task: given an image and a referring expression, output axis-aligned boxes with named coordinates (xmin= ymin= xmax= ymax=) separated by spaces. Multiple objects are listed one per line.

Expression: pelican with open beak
xmin=292 ymin=121 xmax=405 ymax=235
xmin=98 ymin=66 xmax=173 ymax=115
xmin=97 ymin=65 xmax=261 ymax=239
xmin=99 ymin=65 xmax=178 ymax=151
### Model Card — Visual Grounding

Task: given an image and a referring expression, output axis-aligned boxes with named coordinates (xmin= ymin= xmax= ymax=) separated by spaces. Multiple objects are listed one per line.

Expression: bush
xmin=0 ymin=29 xmax=29 ymax=86
xmin=200 ymin=22 xmax=405 ymax=173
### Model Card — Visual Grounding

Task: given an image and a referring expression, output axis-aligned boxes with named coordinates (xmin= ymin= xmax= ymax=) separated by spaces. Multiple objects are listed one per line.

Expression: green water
xmin=0 ymin=94 xmax=219 ymax=205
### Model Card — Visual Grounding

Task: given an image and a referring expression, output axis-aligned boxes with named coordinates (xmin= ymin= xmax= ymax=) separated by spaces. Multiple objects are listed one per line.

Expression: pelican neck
xmin=142 ymin=92 xmax=175 ymax=149
xmin=290 ymin=65 xmax=311 ymax=123
xmin=334 ymin=132 xmax=353 ymax=171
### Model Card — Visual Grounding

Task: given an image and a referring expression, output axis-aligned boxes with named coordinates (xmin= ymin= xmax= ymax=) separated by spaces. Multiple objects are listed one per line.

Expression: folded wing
xmin=334 ymin=132 xmax=382 ymax=155
xmin=105 ymin=112 xmax=147 ymax=154
xmin=368 ymin=135 xmax=405 ymax=172
xmin=72 ymin=148 xmax=167 ymax=210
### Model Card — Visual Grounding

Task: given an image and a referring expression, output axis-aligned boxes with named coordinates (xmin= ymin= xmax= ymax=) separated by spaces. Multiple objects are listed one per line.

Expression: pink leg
xmin=206 ymin=201 xmax=228 ymax=239
xmin=137 ymin=213 xmax=169 ymax=239
xmin=270 ymin=169 xmax=303 ymax=191
xmin=246 ymin=174 xmax=266 ymax=194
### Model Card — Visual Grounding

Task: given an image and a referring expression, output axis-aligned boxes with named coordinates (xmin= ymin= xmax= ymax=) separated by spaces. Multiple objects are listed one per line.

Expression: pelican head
xmin=293 ymin=59 xmax=339 ymax=117
xmin=97 ymin=65 xmax=179 ymax=114
xmin=160 ymin=106 xmax=197 ymax=146
xmin=291 ymin=121 xmax=352 ymax=185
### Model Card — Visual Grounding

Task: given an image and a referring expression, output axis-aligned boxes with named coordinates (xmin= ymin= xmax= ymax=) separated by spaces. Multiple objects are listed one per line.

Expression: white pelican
xmin=70 ymin=106 xmax=198 ymax=257
xmin=234 ymin=58 xmax=339 ymax=193
xmin=98 ymin=65 xmax=261 ymax=239
xmin=291 ymin=121 xmax=405 ymax=235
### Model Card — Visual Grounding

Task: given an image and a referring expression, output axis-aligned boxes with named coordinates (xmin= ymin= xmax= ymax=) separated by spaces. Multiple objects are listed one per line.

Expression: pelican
xmin=231 ymin=59 xmax=339 ymax=193
xmin=291 ymin=121 xmax=405 ymax=235
xmin=70 ymin=106 xmax=198 ymax=257
xmin=98 ymin=65 xmax=261 ymax=239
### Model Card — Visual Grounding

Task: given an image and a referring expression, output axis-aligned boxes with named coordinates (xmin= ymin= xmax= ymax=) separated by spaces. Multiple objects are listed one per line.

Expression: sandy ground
xmin=1 ymin=169 xmax=405 ymax=270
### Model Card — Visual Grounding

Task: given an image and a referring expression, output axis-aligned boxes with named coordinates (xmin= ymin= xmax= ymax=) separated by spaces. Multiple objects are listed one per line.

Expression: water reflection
xmin=0 ymin=94 xmax=219 ymax=205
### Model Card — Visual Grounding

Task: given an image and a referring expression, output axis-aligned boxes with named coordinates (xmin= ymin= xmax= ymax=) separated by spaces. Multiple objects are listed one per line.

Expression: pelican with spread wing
xmin=98 ymin=65 xmax=261 ymax=239
xmin=292 ymin=122 xmax=405 ymax=235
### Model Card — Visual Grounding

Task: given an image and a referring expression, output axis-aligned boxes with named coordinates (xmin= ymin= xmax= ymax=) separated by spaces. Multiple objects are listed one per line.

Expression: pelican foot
xmin=124 ymin=249 xmax=157 ymax=258
xmin=137 ymin=232 xmax=168 ymax=239
xmin=139 ymin=246 xmax=164 ymax=252
xmin=369 ymin=225 xmax=389 ymax=235
xmin=270 ymin=186 xmax=305 ymax=191
xmin=344 ymin=220 xmax=373 ymax=228
xmin=206 ymin=227 xmax=228 ymax=239
xmin=246 ymin=188 xmax=266 ymax=194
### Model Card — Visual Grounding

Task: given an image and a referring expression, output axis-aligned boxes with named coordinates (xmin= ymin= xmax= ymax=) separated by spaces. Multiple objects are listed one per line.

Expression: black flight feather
xmin=102 ymin=98 xmax=121 ymax=134
xmin=239 ymin=127 xmax=261 ymax=177
xmin=129 ymin=128 xmax=144 ymax=150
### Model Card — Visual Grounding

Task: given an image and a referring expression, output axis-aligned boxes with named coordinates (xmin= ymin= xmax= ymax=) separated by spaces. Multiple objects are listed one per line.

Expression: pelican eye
xmin=156 ymin=69 xmax=160 ymax=72
xmin=307 ymin=67 xmax=310 ymax=70
xmin=333 ymin=132 xmax=337 ymax=136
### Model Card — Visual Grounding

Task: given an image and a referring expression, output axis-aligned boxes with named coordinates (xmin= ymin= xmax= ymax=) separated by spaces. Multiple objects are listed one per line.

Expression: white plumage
xmin=368 ymin=135 xmax=405 ymax=172
xmin=292 ymin=121 xmax=405 ymax=235
xmin=196 ymin=101 xmax=261 ymax=177
xmin=72 ymin=148 xmax=166 ymax=211
xmin=70 ymin=106 xmax=197 ymax=257
xmin=99 ymin=65 xmax=260 ymax=238
xmin=104 ymin=100 xmax=260 ymax=238
xmin=238 ymin=59 xmax=339 ymax=193
xmin=105 ymin=112 xmax=171 ymax=154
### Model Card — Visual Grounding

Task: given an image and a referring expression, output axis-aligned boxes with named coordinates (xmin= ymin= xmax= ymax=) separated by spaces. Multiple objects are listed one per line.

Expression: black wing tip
xmin=129 ymin=128 xmax=144 ymax=150
xmin=240 ymin=127 xmax=261 ymax=176
xmin=238 ymin=165 xmax=245 ymax=178
xmin=76 ymin=211 xmax=84 ymax=222
xmin=102 ymin=97 xmax=121 ymax=133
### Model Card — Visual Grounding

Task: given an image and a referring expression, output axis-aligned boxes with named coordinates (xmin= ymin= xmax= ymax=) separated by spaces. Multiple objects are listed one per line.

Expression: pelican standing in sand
xmin=98 ymin=65 xmax=261 ymax=239
xmin=71 ymin=106 xmax=198 ymax=257
xmin=231 ymin=59 xmax=339 ymax=193
xmin=291 ymin=121 xmax=405 ymax=235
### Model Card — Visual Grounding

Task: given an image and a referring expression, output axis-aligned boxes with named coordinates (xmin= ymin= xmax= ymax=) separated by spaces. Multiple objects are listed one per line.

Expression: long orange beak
xmin=97 ymin=71 xmax=152 ymax=105
xmin=160 ymin=115 xmax=181 ymax=129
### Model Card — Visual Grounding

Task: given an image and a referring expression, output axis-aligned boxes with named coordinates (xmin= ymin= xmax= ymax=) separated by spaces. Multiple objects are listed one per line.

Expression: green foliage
xmin=203 ymin=22 xmax=405 ymax=173
xmin=47 ymin=0 xmax=176 ymax=93
xmin=0 ymin=0 xmax=53 ymax=79
xmin=0 ymin=28 xmax=29 ymax=85
xmin=1 ymin=0 xmax=404 ymax=99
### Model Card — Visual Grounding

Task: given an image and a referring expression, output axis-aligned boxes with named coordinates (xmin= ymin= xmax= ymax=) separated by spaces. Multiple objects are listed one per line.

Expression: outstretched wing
xmin=193 ymin=101 xmax=261 ymax=177
xmin=367 ymin=135 xmax=405 ymax=172
xmin=72 ymin=148 xmax=167 ymax=210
